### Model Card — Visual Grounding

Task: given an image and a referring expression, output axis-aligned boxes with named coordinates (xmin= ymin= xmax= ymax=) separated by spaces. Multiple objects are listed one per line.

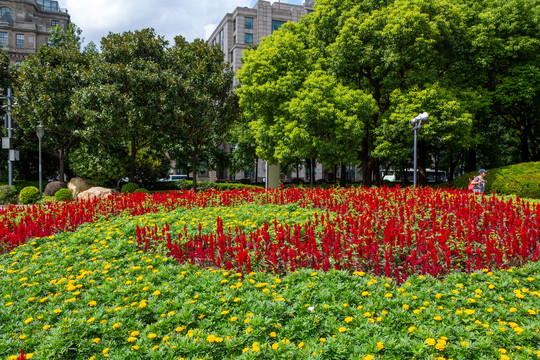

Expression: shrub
xmin=444 ymin=162 xmax=540 ymax=198
xmin=0 ymin=185 xmax=18 ymax=205
xmin=290 ymin=177 xmax=305 ymax=184
xmin=136 ymin=188 xmax=150 ymax=193
xmin=19 ymin=186 xmax=40 ymax=204
xmin=55 ymin=188 xmax=73 ymax=201
xmin=44 ymin=181 xmax=67 ymax=197
xmin=121 ymin=182 xmax=140 ymax=194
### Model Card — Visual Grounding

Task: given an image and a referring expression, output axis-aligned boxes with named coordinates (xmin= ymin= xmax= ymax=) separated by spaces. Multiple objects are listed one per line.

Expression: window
xmin=219 ymin=29 xmax=224 ymax=51
xmin=0 ymin=7 xmax=14 ymax=21
xmin=233 ymin=19 xmax=236 ymax=32
xmin=16 ymin=34 xmax=24 ymax=48
xmin=245 ymin=33 xmax=253 ymax=45
xmin=272 ymin=20 xmax=286 ymax=33
xmin=233 ymin=35 xmax=236 ymax=44
xmin=212 ymin=38 xmax=216 ymax=46
xmin=229 ymin=49 xmax=234 ymax=63
xmin=51 ymin=20 xmax=60 ymax=27
xmin=0 ymin=32 xmax=7 ymax=46
xmin=245 ymin=17 xmax=253 ymax=30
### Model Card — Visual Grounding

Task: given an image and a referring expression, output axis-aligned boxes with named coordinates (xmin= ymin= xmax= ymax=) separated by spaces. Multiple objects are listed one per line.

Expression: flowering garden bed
xmin=0 ymin=188 xmax=539 ymax=359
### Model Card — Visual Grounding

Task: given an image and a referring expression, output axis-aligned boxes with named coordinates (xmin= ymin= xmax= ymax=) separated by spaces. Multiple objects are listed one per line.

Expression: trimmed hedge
xmin=55 ymin=188 xmax=73 ymax=201
xmin=121 ymin=182 xmax=140 ymax=194
xmin=173 ymin=180 xmax=263 ymax=191
xmin=444 ymin=162 xmax=540 ymax=199
xmin=0 ymin=185 xmax=18 ymax=205
xmin=19 ymin=186 xmax=40 ymax=204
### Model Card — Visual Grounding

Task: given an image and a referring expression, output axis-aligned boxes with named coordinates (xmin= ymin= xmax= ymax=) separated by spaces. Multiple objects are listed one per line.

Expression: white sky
xmin=56 ymin=0 xmax=304 ymax=49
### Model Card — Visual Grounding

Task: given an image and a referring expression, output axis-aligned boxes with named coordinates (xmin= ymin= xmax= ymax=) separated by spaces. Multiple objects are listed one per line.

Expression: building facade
xmin=0 ymin=0 xmax=70 ymax=64
xmin=209 ymin=0 xmax=314 ymax=86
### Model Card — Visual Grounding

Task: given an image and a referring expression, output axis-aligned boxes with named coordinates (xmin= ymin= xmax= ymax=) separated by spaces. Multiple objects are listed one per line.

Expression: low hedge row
xmin=173 ymin=179 xmax=263 ymax=191
xmin=445 ymin=161 xmax=540 ymax=199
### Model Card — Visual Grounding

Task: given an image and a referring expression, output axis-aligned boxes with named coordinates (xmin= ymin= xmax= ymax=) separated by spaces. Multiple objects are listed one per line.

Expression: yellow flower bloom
xmin=93 ymin=338 xmax=100 ymax=344
xmin=338 ymin=327 xmax=346 ymax=333
xmin=377 ymin=342 xmax=384 ymax=350
xmin=426 ymin=338 xmax=436 ymax=346
xmin=148 ymin=333 xmax=157 ymax=339
xmin=345 ymin=316 xmax=353 ymax=323
xmin=272 ymin=343 xmax=279 ymax=350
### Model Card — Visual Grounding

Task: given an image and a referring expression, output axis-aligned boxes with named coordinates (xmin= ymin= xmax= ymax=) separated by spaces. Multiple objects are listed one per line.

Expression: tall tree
xmin=13 ymin=24 xmax=90 ymax=181
xmin=164 ymin=36 xmax=239 ymax=191
xmin=72 ymin=28 xmax=169 ymax=181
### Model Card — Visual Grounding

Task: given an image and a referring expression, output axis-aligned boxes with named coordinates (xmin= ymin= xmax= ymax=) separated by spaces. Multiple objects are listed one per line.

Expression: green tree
xmin=73 ymin=28 xmax=169 ymax=182
xmin=13 ymin=27 xmax=90 ymax=181
xmin=164 ymin=36 xmax=239 ymax=191
xmin=462 ymin=0 xmax=540 ymax=163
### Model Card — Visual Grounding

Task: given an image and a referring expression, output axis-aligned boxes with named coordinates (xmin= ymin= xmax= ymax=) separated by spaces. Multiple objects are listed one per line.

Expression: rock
xmin=44 ymin=181 xmax=67 ymax=197
xmin=77 ymin=187 xmax=119 ymax=201
xmin=68 ymin=177 xmax=94 ymax=199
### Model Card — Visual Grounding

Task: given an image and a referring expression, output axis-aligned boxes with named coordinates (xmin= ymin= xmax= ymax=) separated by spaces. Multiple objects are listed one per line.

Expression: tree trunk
xmin=466 ymin=148 xmax=476 ymax=173
xmin=418 ymin=140 xmax=427 ymax=186
xmin=58 ymin=149 xmax=65 ymax=181
xmin=448 ymin=150 xmax=456 ymax=182
xmin=130 ymin=137 xmax=137 ymax=182
xmin=255 ymin=155 xmax=258 ymax=183
xmin=519 ymin=122 xmax=530 ymax=162
xmin=192 ymin=148 xmax=199 ymax=192
xmin=310 ymin=158 xmax=314 ymax=187
xmin=340 ymin=163 xmax=346 ymax=187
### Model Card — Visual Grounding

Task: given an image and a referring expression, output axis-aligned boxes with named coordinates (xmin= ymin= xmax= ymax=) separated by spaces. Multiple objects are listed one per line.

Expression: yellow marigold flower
xmin=230 ymin=316 xmax=237 ymax=322
xmin=43 ymin=325 xmax=51 ymax=330
xmin=408 ymin=326 xmax=416 ymax=332
xmin=363 ymin=312 xmax=371 ymax=317
xmin=93 ymin=338 xmax=100 ymax=344
xmin=528 ymin=309 xmax=536 ymax=315
xmin=234 ymin=297 xmax=241 ymax=302
xmin=89 ymin=301 xmax=97 ymax=306
xmin=403 ymin=304 xmax=410 ymax=310
xmin=112 ymin=322 xmax=121 ymax=329
xmin=272 ymin=343 xmax=279 ymax=350
xmin=131 ymin=345 xmax=139 ymax=350
xmin=221 ymin=310 xmax=230 ymax=315
xmin=338 ymin=327 xmax=346 ymax=333
xmin=509 ymin=307 xmax=517 ymax=312
xmin=298 ymin=342 xmax=305 ymax=348
xmin=270 ymin=332 xmax=277 ymax=337
xmin=363 ymin=355 xmax=374 ymax=360
xmin=252 ymin=342 xmax=260 ymax=352
xmin=426 ymin=338 xmax=436 ymax=346
xmin=163 ymin=336 xmax=170 ymax=341
xmin=500 ymin=355 xmax=510 ymax=360
xmin=148 ymin=333 xmax=157 ymax=339
xmin=87 ymin=317 xmax=95 ymax=323
xmin=127 ymin=337 xmax=137 ymax=343
xmin=377 ymin=342 xmax=384 ymax=350
xmin=19 ymin=335 xmax=27 ymax=340
xmin=345 ymin=317 xmax=353 ymax=323
xmin=244 ymin=318 xmax=251 ymax=324
xmin=24 ymin=317 xmax=33 ymax=324
xmin=207 ymin=334 xmax=216 ymax=343
xmin=434 ymin=316 xmax=442 ymax=321
xmin=153 ymin=290 xmax=161 ymax=296
xmin=131 ymin=331 xmax=139 ymax=336
xmin=53 ymin=309 xmax=61 ymax=314
xmin=435 ymin=343 xmax=445 ymax=351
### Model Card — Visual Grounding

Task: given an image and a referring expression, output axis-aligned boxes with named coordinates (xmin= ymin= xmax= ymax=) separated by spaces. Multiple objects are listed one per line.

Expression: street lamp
xmin=36 ymin=124 xmax=45 ymax=199
xmin=410 ymin=112 xmax=429 ymax=188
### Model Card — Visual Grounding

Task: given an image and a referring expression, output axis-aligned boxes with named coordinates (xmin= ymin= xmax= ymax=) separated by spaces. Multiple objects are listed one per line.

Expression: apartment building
xmin=0 ymin=0 xmax=70 ymax=64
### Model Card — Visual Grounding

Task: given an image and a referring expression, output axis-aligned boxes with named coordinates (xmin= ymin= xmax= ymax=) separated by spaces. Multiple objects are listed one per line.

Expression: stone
xmin=77 ymin=187 xmax=118 ymax=201
xmin=68 ymin=177 xmax=94 ymax=199
xmin=44 ymin=181 xmax=67 ymax=197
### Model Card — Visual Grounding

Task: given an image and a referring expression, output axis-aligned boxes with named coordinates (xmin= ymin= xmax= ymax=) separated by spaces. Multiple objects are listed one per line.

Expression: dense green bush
xmin=19 ymin=186 xmax=40 ymax=204
xmin=173 ymin=179 xmax=262 ymax=191
xmin=136 ymin=188 xmax=150 ymax=193
xmin=121 ymin=182 xmax=140 ymax=194
xmin=0 ymin=185 xmax=18 ymax=205
xmin=444 ymin=162 xmax=540 ymax=198
xmin=54 ymin=188 xmax=73 ymax=201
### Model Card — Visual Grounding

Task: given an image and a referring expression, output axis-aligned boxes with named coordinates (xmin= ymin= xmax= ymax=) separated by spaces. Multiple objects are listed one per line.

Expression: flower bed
xmin=1 ymin=187 xmax=540 ymax=359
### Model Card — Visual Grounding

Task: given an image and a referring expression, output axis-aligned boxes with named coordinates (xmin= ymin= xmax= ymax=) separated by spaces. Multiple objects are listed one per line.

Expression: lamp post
xmin=36 ymin=124 xmax=45 ymax=199
xmin=410 ymin=112 xmax=429 ymax=188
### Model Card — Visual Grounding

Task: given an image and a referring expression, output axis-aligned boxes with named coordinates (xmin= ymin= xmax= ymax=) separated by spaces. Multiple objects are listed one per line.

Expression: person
xmin=471 ymin=169 xmax=488 ymax=194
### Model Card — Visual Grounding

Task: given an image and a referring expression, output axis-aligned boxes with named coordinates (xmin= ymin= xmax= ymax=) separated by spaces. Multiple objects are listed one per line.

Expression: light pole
xmin=36 ymin=124 xmax=45 ymax=199
xmin=410 ymin=112 xmax=429 ymax=188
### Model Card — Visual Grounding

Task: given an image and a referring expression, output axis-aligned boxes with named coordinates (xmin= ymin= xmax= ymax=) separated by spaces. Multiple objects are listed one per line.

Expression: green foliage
xmin=68 ymin=143 xmax=128 ymax=186
xmin=135 ymin=188 xmax=150 ymax=194
xmin=54 ymin=188 xmax=73 ymax=201
xmin=134 ymin=148 xmax=170 ymax=186
xmin=164 ymin=36 xmax=240 ymax=191
xmin=72 ymin=28 xmax=169 ymax=181
xmin=18 ymin=186 xmax=39 ymax=204
xmin=121 ymin=182 xmax=140 ymax=194
xmin=0 ymin=185 xmax=18 ymax=205
xmin=173 ymin=179 xmax=262 ymax=191
xmin=445 ymin=162 xmax=540 ymax=198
